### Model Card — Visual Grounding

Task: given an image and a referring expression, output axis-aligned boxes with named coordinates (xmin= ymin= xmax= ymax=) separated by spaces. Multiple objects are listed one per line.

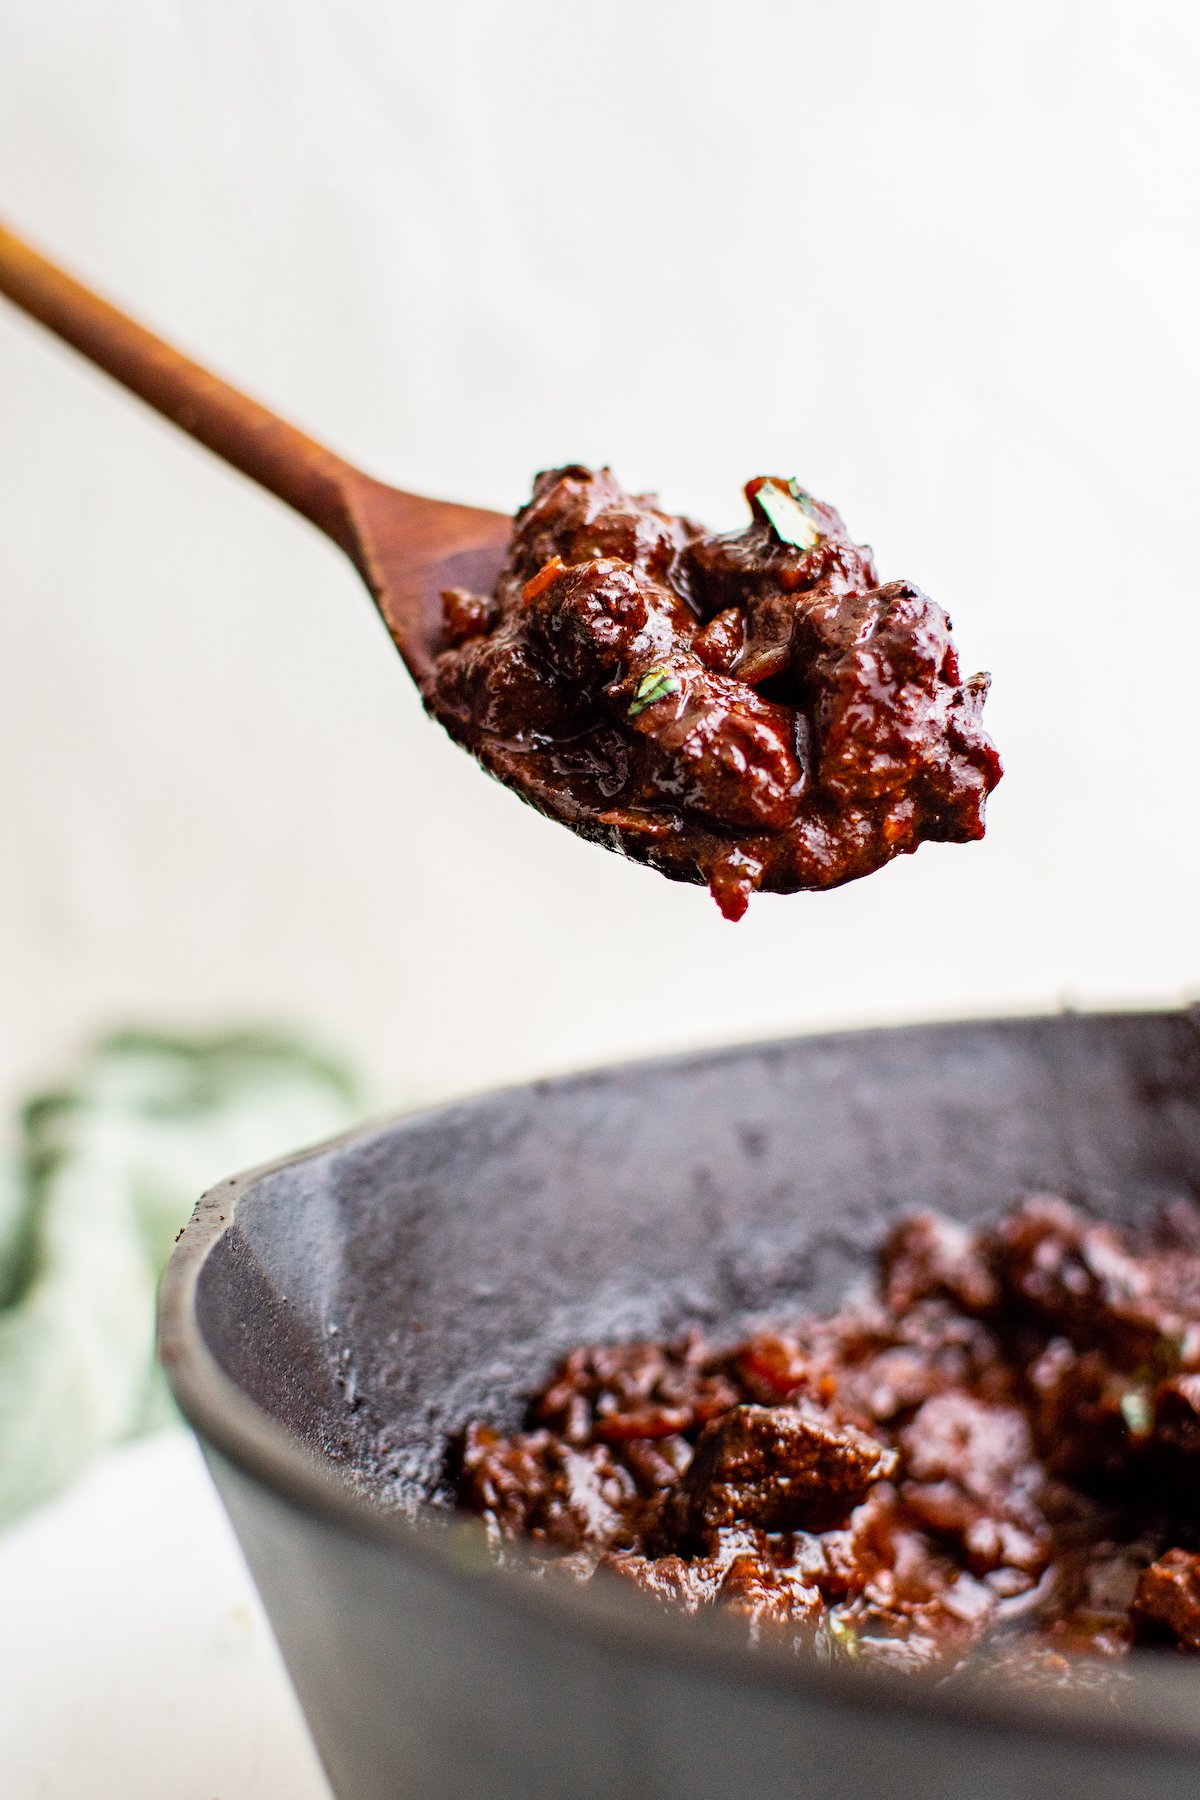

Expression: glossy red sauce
xmin=458 ymin=1196 xmax=1200 ymax=1685
xmin=427 ymin=467 xmax=1001 ymax=917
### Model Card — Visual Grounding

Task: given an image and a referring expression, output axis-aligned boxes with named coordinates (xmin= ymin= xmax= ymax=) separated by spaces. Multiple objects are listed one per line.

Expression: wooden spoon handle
xmin=0 ymin=219 xmax=361 ymax=551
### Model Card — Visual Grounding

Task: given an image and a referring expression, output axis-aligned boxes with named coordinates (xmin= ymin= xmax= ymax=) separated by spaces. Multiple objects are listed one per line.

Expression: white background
xmin=2 ymin=3 xmax=1199 ymax=1795
xmin=3 ymin=0 xmax=1198 ymax=1124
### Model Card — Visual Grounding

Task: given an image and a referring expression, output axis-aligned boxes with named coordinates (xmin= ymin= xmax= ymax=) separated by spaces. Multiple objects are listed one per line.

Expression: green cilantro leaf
xmin=756 ymin=477 xmax=822 ymax=551
xmin=628 ymin=667 xmax=682 ymax=718
xmin=1120 ymin=1390 xmax=1153 ymax=1436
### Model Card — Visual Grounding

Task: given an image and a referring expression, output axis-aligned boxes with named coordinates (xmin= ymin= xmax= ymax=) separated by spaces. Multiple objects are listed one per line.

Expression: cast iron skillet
xmin=159 ymin=1010 xmax=1200 ymax=1800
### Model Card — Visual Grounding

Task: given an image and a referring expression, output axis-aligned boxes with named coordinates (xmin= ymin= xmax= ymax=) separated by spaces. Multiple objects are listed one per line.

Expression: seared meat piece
xmin=898 ymin=1392 xmax=1049 ymax=1576
xmin=455 ymin=1194 xmax=1200 ymax=1686
xmin=656 ymin=1404 xmax=897 ymax=1548
xmin=879 ymin=1211 xmax=999 ymax=1316
xmin=535 ymin=1335 xmax=737 ymax=1448
xmin=986 ymin=1195 xmax=1200 ymax=1370
xmin=428 ymin=466 xmax=1001 ymax=918
xmin=1134 ymin=1549 xmax=1200 ymax=1649
xmin=600 ymin=1548 xmax=725 ymax=1613
xmin=458 ymin=1422 xmax=637 ymax=1553
xmin=1153 ymin=1373 xmax=1200 ymax=1458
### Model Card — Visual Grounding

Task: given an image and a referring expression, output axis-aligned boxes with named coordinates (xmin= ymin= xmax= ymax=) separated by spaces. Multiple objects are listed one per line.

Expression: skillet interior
xmin=193 ymin=1009 xmax=1200 ymax=1514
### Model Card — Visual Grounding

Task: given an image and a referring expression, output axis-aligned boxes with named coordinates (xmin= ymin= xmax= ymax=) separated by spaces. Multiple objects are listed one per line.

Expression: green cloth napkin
xmin=0 ymin=1029 xmax=362 ymax=1529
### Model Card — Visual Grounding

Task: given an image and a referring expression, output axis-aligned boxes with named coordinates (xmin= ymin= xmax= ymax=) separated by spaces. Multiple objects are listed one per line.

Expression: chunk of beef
xmin=716 ymin=1545 xmax=824 ymax=1635
xmin=1153 ymin=1373 xmax=1200 ymax=1459
xmin=657 ymin=1404 xmax=896 ymax=1550
xmin=427 ymin=467 xmax=1000 ymax=918
xmin=898 ymin=1392 xmax=1049 ymax=1576
xmin=1134 ymin=1550 xmax=1200 ymax=1649
xmin=600 ymin=1548 xmax=724 ymax=1613
xmin=504 ymin=464 xmax=700 ymax=588
xmin=879 ymin=1212 xmax=998 ymax=1316
xmin=725 ymin=1331 xmax=835 ymax=1408
xmin=454 ymin=1195 xmax=1200 ymax=1684
xmin=987 ymin=1195 xmax=1200 ymax=1370
xmin=458 ymin=1423 xmax=637 ymax=1552
xmin=1024 ymin=1338 xmax=1144 ymax=1484
xmin=834 ymin=1298 xmax=1013 ymax=1426
xmin=534 ymin=1335 xmax=738 ymax=1447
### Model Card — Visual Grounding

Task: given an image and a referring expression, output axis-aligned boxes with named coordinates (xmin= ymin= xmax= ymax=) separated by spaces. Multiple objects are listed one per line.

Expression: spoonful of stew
xmin=0 ymin=224 xmax=1001 ymax=918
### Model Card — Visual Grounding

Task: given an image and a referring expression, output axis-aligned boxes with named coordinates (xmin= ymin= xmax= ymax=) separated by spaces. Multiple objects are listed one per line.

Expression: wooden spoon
xmin=0 ymin=220 xmax=510 ymax=686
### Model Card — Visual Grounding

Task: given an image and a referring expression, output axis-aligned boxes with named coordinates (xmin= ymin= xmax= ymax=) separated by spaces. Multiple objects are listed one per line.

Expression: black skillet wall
xmin=195 ymin=1011 xmax=1200 ymax=1510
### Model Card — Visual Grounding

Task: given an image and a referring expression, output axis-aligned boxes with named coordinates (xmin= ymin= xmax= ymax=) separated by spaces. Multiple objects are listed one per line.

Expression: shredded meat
xmin=427 ymin=467 xmax=1001 ymax=918
xmin=455 ymin=1195 xmax=1200 ymax=1681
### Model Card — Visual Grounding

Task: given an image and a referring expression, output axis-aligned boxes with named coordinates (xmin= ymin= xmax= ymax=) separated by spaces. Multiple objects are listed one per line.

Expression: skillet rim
xmin=158 ymin=1008 xmax=1200 ymax=1760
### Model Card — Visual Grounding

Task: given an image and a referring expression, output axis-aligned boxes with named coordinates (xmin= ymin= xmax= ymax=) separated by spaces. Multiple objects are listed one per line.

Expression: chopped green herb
xmin=827 ymin=1611 xmax=859 ymax=1658
xmin=1120 ymin=1390 xmax=1153 ymax=1436
xmin=1133 ymin=1333 xmax=1186 ymax=1385
xmin=628 ymin=667 xmax=681 ymax=718
xmin=756 ymin=478 xmax=822 ymax=551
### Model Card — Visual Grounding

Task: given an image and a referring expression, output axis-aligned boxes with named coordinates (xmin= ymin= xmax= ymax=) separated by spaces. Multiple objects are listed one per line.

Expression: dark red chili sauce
xmin=426 ymin=467 xmax=1002 ymax=919
xmin=457 ymin=1196 xmax=1200 ymax=1684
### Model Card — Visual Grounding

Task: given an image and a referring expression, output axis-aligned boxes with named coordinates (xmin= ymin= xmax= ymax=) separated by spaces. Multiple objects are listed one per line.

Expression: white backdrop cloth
xmin=2 ymin=0 xmax=1197 ymax=1119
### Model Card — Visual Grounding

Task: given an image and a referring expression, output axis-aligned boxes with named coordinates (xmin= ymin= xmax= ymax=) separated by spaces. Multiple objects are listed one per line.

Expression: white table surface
xmin=0 ymin=1430 xmax=332 ymax=1800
